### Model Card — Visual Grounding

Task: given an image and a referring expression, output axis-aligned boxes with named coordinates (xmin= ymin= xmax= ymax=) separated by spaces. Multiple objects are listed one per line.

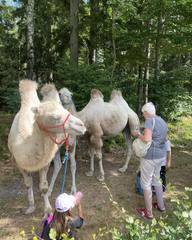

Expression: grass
xmin=168 ymin=116 xmax=192 ymax=148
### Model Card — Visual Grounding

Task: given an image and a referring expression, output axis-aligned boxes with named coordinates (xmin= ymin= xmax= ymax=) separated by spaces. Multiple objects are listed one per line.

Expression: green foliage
xmin=55 ymin=60 xmax=113 ymax=110
xmin=0 ymin=112 xmax=12 ymax=161
xmin=104 ymin=134 xmax=127 ymax=152
xmin=168 ymin=117 xmax=192 ymax=148
xmin=0 ymin=87 xmax=20 ymax=113
xmin=150 ymin=66 xmax=192 ymax=121
xmin=93 ymin=188 xmax=192 ymax=240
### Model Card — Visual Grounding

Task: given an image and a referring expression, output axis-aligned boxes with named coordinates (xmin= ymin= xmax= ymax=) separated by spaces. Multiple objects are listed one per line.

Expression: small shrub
xmin=92 ymin=187 xmax=192 ymax=240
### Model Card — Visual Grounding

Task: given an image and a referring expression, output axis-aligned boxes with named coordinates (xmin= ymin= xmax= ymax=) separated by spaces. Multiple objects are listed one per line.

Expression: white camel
xmin=41 ymin=84 xmax=78 ymax=193
xmin=8 ymin=80 xmax=86 ymax=217
xmin=59 ymin=88 xmax=140 ymax=181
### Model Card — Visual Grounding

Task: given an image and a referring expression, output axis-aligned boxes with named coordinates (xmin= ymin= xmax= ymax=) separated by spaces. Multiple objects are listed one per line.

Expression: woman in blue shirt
xmin=134 ymin=102 xmax=167 ymax=219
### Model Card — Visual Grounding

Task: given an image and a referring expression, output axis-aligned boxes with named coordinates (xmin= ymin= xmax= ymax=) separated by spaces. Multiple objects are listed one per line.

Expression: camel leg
xmin=70 ymin=140 xmax=77 ymax=194
xmin=39 ymin=164 xmax=52 ymax=217
xmin=19 ymin=168 xmax=35 ymax=214
xmin=85 ymin=147 xmax=95 ymax=177
xmin=119 ymin=130 xmax=133 ymax=173
xmin=39 ymin=165 xmax=49 ymax=192
xmin=42 ymin=151 xmax=62 ymax=218
xmin=96 ymin=150 xmax=105 ymax=182
xmin=47 ymin=150 xmax=62 ymax=197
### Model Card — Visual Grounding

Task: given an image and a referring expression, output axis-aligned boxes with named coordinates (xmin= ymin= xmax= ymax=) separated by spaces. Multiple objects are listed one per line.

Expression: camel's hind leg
xmin=119 ymin=127 xmax=133 ymax=173
xmin=19 ymin=168 xmax=35 ymax=214
xmin=85 ymin=146 xmax=95 ymax=177
xmin=96 ymin=149 xmax=105 ymax=181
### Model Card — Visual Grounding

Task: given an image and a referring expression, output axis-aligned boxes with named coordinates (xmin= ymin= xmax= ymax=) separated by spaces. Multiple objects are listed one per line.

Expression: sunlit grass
xmin=168 ymin=116 xmax=192 ymax=148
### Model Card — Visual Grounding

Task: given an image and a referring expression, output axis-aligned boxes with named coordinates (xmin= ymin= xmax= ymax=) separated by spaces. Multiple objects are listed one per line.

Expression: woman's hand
xmin=132 ymin=131 xmax=141 ymax=137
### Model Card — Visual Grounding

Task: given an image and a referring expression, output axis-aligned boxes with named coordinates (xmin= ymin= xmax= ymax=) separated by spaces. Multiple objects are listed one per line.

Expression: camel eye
xmin=52 ymin=115 xmax=61 ymax=121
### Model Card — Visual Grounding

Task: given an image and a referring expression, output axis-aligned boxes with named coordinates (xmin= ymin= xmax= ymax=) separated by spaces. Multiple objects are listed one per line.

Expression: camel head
xmin=59 ymin=87 xmax=73 ymax=106
xmin=91 ymin=89 xmax=104 ymax=100
xmin=32 ymin=101 xmax=86 ymax=136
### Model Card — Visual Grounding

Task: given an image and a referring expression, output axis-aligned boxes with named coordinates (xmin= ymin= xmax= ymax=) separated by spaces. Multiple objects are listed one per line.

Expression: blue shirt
xmin=144 ymin=116 xmax=168 ymax=160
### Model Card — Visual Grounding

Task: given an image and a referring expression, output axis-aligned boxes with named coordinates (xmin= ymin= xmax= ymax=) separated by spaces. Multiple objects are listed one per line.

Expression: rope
xmin=37 ymin=113 xmax=71 ymax=145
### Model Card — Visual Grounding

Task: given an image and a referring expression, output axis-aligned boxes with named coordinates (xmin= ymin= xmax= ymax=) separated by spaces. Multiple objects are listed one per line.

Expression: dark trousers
xmin=160 ymin=166 xmax=166 ymax=192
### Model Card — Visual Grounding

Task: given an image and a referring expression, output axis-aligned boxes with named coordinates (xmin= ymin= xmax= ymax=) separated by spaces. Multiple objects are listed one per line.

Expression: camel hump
xmin=110 ymin=89 xmax=122 ymax=99
xmin=91 ymin=89 xmax=104 ymax=99
xmin=19 ymin=79 xmax=38 ymax=93
xmin=40 ymin=83 xmax=57 ymax=97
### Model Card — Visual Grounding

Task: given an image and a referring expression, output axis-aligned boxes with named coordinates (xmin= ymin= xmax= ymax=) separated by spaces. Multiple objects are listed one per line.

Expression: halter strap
xmin=37 ymin=113 xmax=71 ymax=146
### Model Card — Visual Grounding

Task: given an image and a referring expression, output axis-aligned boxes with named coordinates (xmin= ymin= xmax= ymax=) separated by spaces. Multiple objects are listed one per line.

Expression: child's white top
xmin=161 ymin=140 xmax=171 ymax=166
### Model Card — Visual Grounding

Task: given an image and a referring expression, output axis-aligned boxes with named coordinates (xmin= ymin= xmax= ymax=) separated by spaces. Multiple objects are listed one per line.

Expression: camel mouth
xmin=71 ymin=124 xmax=87 ymax=135
xmin=69 ymin=122 xmax=86 ymax=135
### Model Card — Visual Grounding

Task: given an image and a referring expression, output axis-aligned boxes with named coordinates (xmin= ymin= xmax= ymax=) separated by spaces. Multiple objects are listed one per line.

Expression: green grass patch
xmin=168 ymin=116 xmax=192 ymax=148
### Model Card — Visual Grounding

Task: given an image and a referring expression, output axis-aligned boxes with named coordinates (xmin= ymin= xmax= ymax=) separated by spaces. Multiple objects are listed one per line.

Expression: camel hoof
xmin=42 ymin=208 xmax=53 ymax=221
xmin=43 ymin=207 xmax=52 ymax=220
xmin=25 ymin=206 xmax=35 ymax=214
xmin=118 ymin=166 xmax=127 ymax=173
xmin=85 ymin=171 xmax=94 ymax=177
xmin=71 ymin=186 xmax=77 ymax=195
xmin=97 ymin=175 xmax=105 ymax=182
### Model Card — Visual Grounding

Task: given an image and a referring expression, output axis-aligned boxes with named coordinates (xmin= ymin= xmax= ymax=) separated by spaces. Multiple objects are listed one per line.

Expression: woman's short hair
xmin=142 ymin=102 xmax=156 ymax=115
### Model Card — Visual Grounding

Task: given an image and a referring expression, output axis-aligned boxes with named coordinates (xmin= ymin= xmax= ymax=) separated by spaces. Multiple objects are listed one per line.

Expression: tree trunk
xmin=144 ymin=22 xmax=151 ymax=103
xmin=136 ymin=65 xmax=143 ymax=117
xmin=88 ymin=0 xmax=99 ymax=64
xmin=111 ymin=6 xmax=116 ymax=84
xmin=26 ymin=0 xmax=35 ymax=80
xmin=154 ymin=14 xmax=163 ymax=82
xmin=70 ymin=0 xmax=79 ymax=66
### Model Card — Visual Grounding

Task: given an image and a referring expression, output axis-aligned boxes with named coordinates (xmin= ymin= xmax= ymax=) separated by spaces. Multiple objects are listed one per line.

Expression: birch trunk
xmin=26 ymin=0 xmax=35 ymax=80
xmin=70 ymin=0 xmax=79 ymax=66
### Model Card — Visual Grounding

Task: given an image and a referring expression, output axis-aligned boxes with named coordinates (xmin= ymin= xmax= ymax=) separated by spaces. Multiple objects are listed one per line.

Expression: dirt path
xmin=0 ymin=147 xmax=192 ymax=240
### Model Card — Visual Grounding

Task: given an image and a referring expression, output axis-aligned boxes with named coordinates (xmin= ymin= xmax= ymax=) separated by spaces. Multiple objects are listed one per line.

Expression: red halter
xmin=37 ymin=113 xmax=71 ymax=148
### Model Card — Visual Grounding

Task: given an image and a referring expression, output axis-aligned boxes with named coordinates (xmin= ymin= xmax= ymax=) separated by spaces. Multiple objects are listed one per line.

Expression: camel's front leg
xmin=47 ymin=150 xmax=62 ymax=197
xmin=70 ymin=140 xmax=77 ymax=194
xmin=39 ymin=164 xmax=52 ymax=217
xmin=19 ymin=168 xmax=35 ymax=214
xmin=39 ymin=164 xmax=49 ymax=192
xmin=41 ymin=150 xmax=62 ymax=219
xmin=119 ymin=131 xmax=132 ymax=173
xmin=85 ymin=147 xmax=95 ymax=177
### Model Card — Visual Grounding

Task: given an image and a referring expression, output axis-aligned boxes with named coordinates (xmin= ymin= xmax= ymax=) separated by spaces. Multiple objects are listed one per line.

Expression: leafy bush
xmin=104 ymin=134 xmax=127 ymax=152
xmin=150 ymin=66 xmax=192 ymax=121
xmin=0 ymin=87 xmax=20 ymax=113
xmin=168 ymin=117 xmax=192 ymax=148
xmin=92 ymin=187 xmax=192 ymax=240
xmin=55 ymin=60 xmax=113 ymax=110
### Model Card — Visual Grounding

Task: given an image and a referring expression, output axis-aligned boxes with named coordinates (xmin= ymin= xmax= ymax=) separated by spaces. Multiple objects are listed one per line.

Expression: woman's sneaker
xmin=136 ymin=208 xmax=153 ymax=220
xmin=152 ymin=202 xmax=166 ymax=212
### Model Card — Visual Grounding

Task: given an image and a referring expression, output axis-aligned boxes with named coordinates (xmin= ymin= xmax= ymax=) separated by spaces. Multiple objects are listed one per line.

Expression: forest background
xmin=0 ymin=1 xmax=192 ymax=239
xmin=0 ymin=0 xmax=191 ymax=121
